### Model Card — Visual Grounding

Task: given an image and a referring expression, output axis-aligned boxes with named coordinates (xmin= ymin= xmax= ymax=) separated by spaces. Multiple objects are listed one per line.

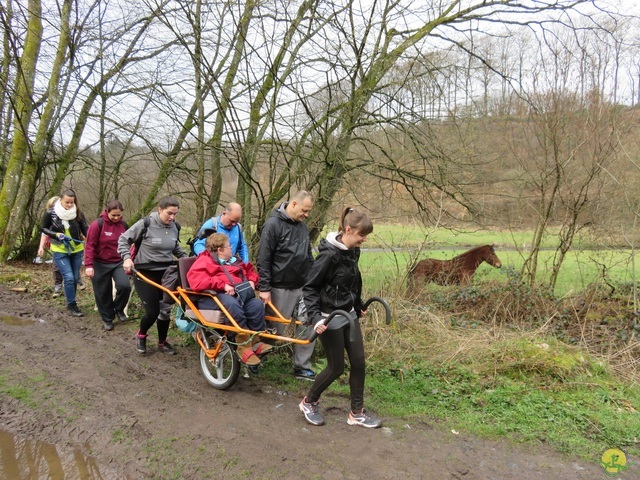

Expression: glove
xmin=57 ymin=233 xmax=66 ymax=241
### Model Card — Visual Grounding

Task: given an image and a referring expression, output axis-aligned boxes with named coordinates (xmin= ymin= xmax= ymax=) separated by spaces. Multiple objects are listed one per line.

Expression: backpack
xmin=186 ymin=216 xmax=242 ymax=257
xmin=128 ymin=216 xmax=181 ymax=260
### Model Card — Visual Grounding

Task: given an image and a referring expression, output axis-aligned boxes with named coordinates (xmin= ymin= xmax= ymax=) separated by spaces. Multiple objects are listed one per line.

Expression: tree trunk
xmin=0 ymin=0 xmax=42 ymax=260
xmin=0 ymin=0 xmax=14 ymax=175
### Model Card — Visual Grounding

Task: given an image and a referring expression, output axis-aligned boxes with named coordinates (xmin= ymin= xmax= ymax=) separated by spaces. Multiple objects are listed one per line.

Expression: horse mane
xmin=453 ymin=244 xmax=492 ymax=260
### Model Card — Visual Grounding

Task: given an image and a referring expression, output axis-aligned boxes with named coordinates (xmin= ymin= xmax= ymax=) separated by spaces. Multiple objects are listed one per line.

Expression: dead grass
xmin=363 ymin=279 xmax=640 ymax=384
xmin=3 ymin=260 xmax=638 ymax=384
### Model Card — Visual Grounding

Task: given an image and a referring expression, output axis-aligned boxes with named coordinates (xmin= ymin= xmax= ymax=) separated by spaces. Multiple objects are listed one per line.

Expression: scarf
xmin=53 ymin=200 xmax=77 ymax=229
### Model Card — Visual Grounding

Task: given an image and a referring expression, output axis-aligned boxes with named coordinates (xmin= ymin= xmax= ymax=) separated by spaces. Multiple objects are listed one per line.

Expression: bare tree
xmin=0 ymin=0 xmax=15 ymax=170
xmin=0 ymin=0 xmax=175 ymax=259
xmin=0 ymin=0 xmax=43 ymax=259
xmin=2 ymin=0 xmax=631 ymax=264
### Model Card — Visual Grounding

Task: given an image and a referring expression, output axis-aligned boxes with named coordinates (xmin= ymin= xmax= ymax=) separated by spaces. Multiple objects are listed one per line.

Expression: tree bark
xmin=0 ymin=0 xmax=42 ymax=259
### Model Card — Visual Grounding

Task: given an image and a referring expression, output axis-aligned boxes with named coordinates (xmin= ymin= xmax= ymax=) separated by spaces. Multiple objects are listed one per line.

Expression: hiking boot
xmin=347 ymin=408 xmax=382 ymax=428
xmin=103 ymin=321 xmax=114 ymax=331
xmin=299 ymin=397 xmax=324 ymax=426
xmin=158 ymin=341 xmax=176 ymax=355
xmin=136 ymin=332 xmax=147 ymax=354
xmin=67 ymin=303 xmax=84 ymax=317
xmin=293 ymin=368 xmax=316 ymax=381
xmin=115 ymin=310 xmax=128 ymax=323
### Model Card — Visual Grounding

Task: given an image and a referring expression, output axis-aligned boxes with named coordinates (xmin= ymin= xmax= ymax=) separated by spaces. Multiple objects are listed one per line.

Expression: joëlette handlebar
xmin=307 ymin=297 xmax=391 ymax=343
xmin=363 ymin=296 xmax=391 ymax=325
xmin=307 ymin=309 xmax=353 ymax=343
xmin=131 ymin=267 xmax=182 ymax=305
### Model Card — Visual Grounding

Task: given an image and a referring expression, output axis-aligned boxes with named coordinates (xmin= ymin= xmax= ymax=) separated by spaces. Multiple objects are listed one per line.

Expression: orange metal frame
xmin=135 ymin=269 xmax=312 ymax=346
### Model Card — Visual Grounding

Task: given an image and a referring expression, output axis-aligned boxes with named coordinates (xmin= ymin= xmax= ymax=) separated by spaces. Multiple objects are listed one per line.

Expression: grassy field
xmin=353 ymin=223 xmax=567 ymax=249
xmin=356 ymin=226 xmax=637 ymax=297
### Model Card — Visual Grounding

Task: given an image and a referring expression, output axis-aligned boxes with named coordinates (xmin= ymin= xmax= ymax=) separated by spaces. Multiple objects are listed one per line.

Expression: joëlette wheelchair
xmin=134 ymin=256 xmax=391 ymax=390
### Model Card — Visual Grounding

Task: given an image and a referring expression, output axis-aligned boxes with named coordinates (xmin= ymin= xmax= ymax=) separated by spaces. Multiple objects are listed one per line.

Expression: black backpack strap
xmin=98 ymin=216 xmax=128 ymax=234
xmin=175 ymin=221 xmax=181 ymax=242
xmin=133 ymin=216 xmax=150 ymax=255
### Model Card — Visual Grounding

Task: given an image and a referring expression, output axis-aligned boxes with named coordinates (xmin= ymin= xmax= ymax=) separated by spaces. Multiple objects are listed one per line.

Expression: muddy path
xmin=0 ymin=275 xmax=608 ymax=479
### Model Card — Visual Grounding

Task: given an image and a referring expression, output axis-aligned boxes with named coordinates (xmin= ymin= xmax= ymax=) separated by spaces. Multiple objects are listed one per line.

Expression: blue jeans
xmin=53 ymin=251 xmax=84 ymax=306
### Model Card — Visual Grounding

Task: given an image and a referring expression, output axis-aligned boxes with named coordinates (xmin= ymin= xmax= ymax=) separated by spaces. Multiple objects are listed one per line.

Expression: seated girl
xmin=187 ymin=233 xmax=272 ymax=366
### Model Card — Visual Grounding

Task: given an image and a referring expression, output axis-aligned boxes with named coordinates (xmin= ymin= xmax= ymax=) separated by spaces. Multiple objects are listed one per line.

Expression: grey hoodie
xmin=117 ymin=211 xmax=186 ymax=270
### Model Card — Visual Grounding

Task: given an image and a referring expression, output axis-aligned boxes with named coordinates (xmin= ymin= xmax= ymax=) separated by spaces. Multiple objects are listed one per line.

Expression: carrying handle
xmin=307 ymin=297 xmax=391 ymax=342
xmin=307 ymin=309 xmax=353 ymax=343
xmin=362 ymin=296 xmax=392 ymax=325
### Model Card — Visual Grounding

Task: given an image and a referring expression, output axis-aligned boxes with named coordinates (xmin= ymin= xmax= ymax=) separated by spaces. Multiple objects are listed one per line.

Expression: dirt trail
xmin=0 ymin=280 xmax=609 ymax=479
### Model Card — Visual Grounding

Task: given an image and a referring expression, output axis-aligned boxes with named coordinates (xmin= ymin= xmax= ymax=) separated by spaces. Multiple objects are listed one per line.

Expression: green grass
xmin=365 ymin=363 xmax=640 ymax=459
xmin=357 ymin=246 xmax=637 ymax=297
xmin=0 ymin=372 xmax=47 ymax=408
xmin=362 ymin=224 xmax=588 ymax=250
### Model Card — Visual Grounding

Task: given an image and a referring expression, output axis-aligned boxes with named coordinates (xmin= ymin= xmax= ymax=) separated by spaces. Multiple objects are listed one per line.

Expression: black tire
xmin=198 ymin=333 xmax=240 ymax=390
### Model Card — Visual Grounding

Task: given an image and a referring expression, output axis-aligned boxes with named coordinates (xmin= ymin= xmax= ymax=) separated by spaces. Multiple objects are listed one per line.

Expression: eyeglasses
xmin=220 ymin=245 xmax=231 ymax=250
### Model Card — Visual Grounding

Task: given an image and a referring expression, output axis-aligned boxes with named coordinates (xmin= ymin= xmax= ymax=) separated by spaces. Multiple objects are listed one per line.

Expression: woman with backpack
xmin=41 ymin=189 xmax=89 ymax=317
xmin=118 ymin=196 xmax=187 ymax=355
xmin=84 ymin=200 xmax=131 ymax=331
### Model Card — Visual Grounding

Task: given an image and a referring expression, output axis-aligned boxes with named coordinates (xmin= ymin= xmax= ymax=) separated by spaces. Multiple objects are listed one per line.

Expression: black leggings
xmin=306 ymin=320 xmax=365 ymax=412
xmin=134 ymin=269 xmax=170 ymax=342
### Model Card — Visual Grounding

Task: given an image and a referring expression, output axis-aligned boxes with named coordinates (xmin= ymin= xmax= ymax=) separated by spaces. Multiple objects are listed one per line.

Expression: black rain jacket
xmin=303 ymin=234 xmax=363 ymax=326
xmin=256 ymin=203 xmax=313 ymax=291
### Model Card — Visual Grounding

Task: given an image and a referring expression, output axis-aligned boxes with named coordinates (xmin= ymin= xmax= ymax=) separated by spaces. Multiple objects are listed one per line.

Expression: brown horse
xmin=409 ymin=244 xmax=502 ymax=286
